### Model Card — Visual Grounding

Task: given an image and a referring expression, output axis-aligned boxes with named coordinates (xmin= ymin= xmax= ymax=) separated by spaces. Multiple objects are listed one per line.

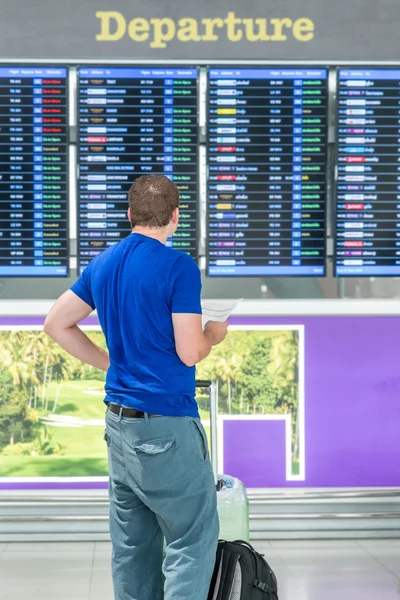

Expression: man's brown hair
xmin=128 ymin=175 xmax=180 ymax=228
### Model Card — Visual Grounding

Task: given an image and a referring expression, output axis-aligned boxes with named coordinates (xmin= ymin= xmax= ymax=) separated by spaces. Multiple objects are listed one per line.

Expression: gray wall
xmin=1 ymin=0 xmax=400 ymax=61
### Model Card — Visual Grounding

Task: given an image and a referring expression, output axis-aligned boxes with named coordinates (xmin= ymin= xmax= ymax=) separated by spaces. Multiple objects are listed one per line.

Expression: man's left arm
xmin=44 ymin=290 xmax=109 ymax=371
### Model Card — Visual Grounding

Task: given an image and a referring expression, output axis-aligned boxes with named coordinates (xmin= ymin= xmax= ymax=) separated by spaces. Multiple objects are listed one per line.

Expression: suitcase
xmin=217 ymin=475 xmax=249 ymax=542
xmin=196 ymin=380 xmax=249 ymax=542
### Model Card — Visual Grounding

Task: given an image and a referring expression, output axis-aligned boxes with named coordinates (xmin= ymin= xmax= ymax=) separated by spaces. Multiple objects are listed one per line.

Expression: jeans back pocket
xmin=133 ymin=436 xmax=175 ymax=455
xmin=190 ymin=419 xmax=209 ymax=462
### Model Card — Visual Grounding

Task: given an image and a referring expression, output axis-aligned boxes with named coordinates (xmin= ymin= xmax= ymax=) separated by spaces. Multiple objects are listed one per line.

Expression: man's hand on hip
xmin=44 ymin=290 xmax=110 ymax=371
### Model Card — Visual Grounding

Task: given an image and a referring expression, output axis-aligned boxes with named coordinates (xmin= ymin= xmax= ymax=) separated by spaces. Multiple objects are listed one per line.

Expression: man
xmin=44 ymin=174 xmax=228 ymax=600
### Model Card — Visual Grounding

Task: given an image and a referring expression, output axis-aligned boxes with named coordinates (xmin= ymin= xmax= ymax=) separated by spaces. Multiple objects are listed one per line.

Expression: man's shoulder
xmin=87 ymin=241 xmax=198 ymax=278
xmin=81 ymin=239 xmax=130 ymax=282
xmin=85 ymin=242 xmax=120 ymax=271
xmin=167 ymin=249 xmax=199 ymax=271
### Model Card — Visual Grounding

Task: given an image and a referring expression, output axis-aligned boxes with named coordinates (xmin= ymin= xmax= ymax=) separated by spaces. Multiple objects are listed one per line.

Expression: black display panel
xmin=77 ymin=67 xmax=199 ymax=272
xmin=206 ymin=67 xmax=328 ymax=277
xmin=0 ymin=66 xmax=69 ymax=276
xmin=336 ymin=68 xmax=400 ymax=276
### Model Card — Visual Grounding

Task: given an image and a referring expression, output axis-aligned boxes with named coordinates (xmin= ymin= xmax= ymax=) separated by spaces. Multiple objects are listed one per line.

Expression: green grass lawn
xmin=0 ymin=425 xmax=212 ymax=477
xmin=292 ymin=461 xmax=300 ymax=476
xmin=0 ymin=376 xmax=297 ymax=479
xmin=0 ymin=425 xmax=108 ymax=477
xmin=0 ymin=455 xmax=108 ymax=477
xmin=45 ymin=425 xmax=106 ymax=456
xmin=37 ymin=379 xmax=107 ymax=420
xmin=0 ymin=376 xmax=213 ymax=477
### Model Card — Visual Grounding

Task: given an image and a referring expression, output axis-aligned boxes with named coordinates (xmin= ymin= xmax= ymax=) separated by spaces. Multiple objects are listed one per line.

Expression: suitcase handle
xmin=195 ymin=380 xmax=212 ymax=388
xmin=196 ymin=380 xmax=218 ymax=484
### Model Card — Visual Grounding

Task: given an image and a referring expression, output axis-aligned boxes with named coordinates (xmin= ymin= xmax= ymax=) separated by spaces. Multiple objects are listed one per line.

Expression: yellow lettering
xmin=177 ymin=18 xmax=202 ymax=42
xmin=269 ymin=18 xmax=293 ymax=41
xmin=293 ymin=18 xmax=314 ymax=42
xmin=201 ymin=18 xmax=224 ymax=41
xmin=150 ymin=18 xmax=176 ymax=48
xmin=224 ymin=12 xmax=242 ymax=42
xmin=95 ymin=11 xmax=126 ymax=41
xmin=242 ymin=18 xmax=270 ymax=41
xmin=95 ymin=12 xmax=315 ymax=47
xmin=128 ymin=18 xmax=149 ymax=42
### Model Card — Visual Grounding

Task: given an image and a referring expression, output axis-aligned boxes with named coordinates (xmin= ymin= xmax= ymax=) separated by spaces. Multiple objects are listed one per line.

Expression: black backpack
xmin=208 ymin=540 xmax=279 ymax=600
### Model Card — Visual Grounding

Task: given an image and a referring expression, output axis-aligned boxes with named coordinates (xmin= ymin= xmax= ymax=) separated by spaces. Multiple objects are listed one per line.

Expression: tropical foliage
xmin=0 ymin=330 xmax=106 ymax=448
xmin=197 ymin=329 xmax=300 ymax=463
xmin=0 ymin=328 xmax=300 ymax=472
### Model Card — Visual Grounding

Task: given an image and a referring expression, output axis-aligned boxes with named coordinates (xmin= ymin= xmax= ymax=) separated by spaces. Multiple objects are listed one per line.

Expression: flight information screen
xmin=336 ymin=69 xmax=400 ymax=276
xmin=0 ymin=66 xmax=69 ymax=276
xmin=77 ymin=67 xmax=198 ymax=272
xmin=207 ymin=67 xmax=328 ymax=277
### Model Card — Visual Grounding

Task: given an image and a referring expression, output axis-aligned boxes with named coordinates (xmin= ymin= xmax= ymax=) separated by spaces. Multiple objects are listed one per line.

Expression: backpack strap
xmin=253 ymin=579 xmax=272 ymax=594
xmin=253 ymin=579 xmax=276 ymax=600
xmin=208 ymin=546 xmax=224 ymax=600
xmin=217 ymin=547 xmax=241 ymax=599
xmin=233 ymin=540 xmax=258 ymax=554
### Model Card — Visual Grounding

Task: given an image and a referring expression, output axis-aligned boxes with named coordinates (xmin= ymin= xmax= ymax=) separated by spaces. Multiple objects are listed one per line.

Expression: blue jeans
xmin=104 ymin=409 xmax=219 ymax=600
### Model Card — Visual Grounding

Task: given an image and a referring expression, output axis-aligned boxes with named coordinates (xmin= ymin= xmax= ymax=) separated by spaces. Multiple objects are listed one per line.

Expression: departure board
xmin=0 ymin=66 xmax=68 ymax=276
xmin=77 ymin=67 xmax=198 ymax=272
xmin=336 ymin=68 xmax=400 ymax=276
xmin=207 ymin=67 xmax=328 ymax=277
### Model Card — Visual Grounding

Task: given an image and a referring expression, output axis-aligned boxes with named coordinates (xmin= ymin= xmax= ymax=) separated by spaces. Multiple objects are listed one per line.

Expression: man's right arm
xmin=170 ymin=254 xmax=228 ymax=366
xmin=172 ymin=315 xmax=228 ymax=367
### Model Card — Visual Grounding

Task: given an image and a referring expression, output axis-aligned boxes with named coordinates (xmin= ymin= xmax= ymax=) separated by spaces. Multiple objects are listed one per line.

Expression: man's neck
xmin=131 ymin=226 xmax=169 ymax=244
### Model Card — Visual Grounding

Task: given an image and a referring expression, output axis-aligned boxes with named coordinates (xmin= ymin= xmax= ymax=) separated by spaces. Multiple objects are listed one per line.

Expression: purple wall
xmin=227 ymin=316 xmax=400 ymax=488
xmin=1 ymin=315 xmax=400 ymax=489
xmin=223 ymin=419 xmax=288 ymax=488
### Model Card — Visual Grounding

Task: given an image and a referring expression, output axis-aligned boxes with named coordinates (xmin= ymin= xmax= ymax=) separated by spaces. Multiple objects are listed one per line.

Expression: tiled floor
xmin=0 ymin=539 xmax=399 ymax=599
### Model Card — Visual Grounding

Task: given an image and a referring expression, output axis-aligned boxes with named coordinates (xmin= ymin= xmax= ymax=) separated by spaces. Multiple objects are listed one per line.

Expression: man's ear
xmin=127 ymin=207 xmax=131 ymax=224
xmin=172 ymin=207 xmax=179 ymax=224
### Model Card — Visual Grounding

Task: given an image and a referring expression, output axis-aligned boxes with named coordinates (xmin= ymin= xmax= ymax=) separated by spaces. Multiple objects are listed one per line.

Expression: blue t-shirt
xmin=70 ymin=233 xmax=202 ymax=417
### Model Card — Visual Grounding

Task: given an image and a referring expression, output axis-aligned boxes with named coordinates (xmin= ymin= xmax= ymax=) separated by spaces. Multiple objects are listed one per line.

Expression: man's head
xmin=128 ymin=175 xmax=180 ymax=235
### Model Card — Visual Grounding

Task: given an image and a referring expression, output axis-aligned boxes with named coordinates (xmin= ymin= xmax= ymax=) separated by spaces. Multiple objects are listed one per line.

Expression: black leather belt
xmin=108 ymin=403 xmax=158 ymax=418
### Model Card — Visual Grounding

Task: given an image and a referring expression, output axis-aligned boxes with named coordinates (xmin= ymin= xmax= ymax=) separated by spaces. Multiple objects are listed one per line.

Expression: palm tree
xmin=51 ymin=354 xmax=74 ymax=413
xmin=34 ymin=335 xmax=62 ymax=410
xmin=268 ymin=331 xmax=300 ymax=460
xmin=214 ymin=355 xmax=243 ymax=414
xmin=30 ymin=332 xmax=45 ymax=408
xmin=0 ymin=331 xmax=37 ymax=393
